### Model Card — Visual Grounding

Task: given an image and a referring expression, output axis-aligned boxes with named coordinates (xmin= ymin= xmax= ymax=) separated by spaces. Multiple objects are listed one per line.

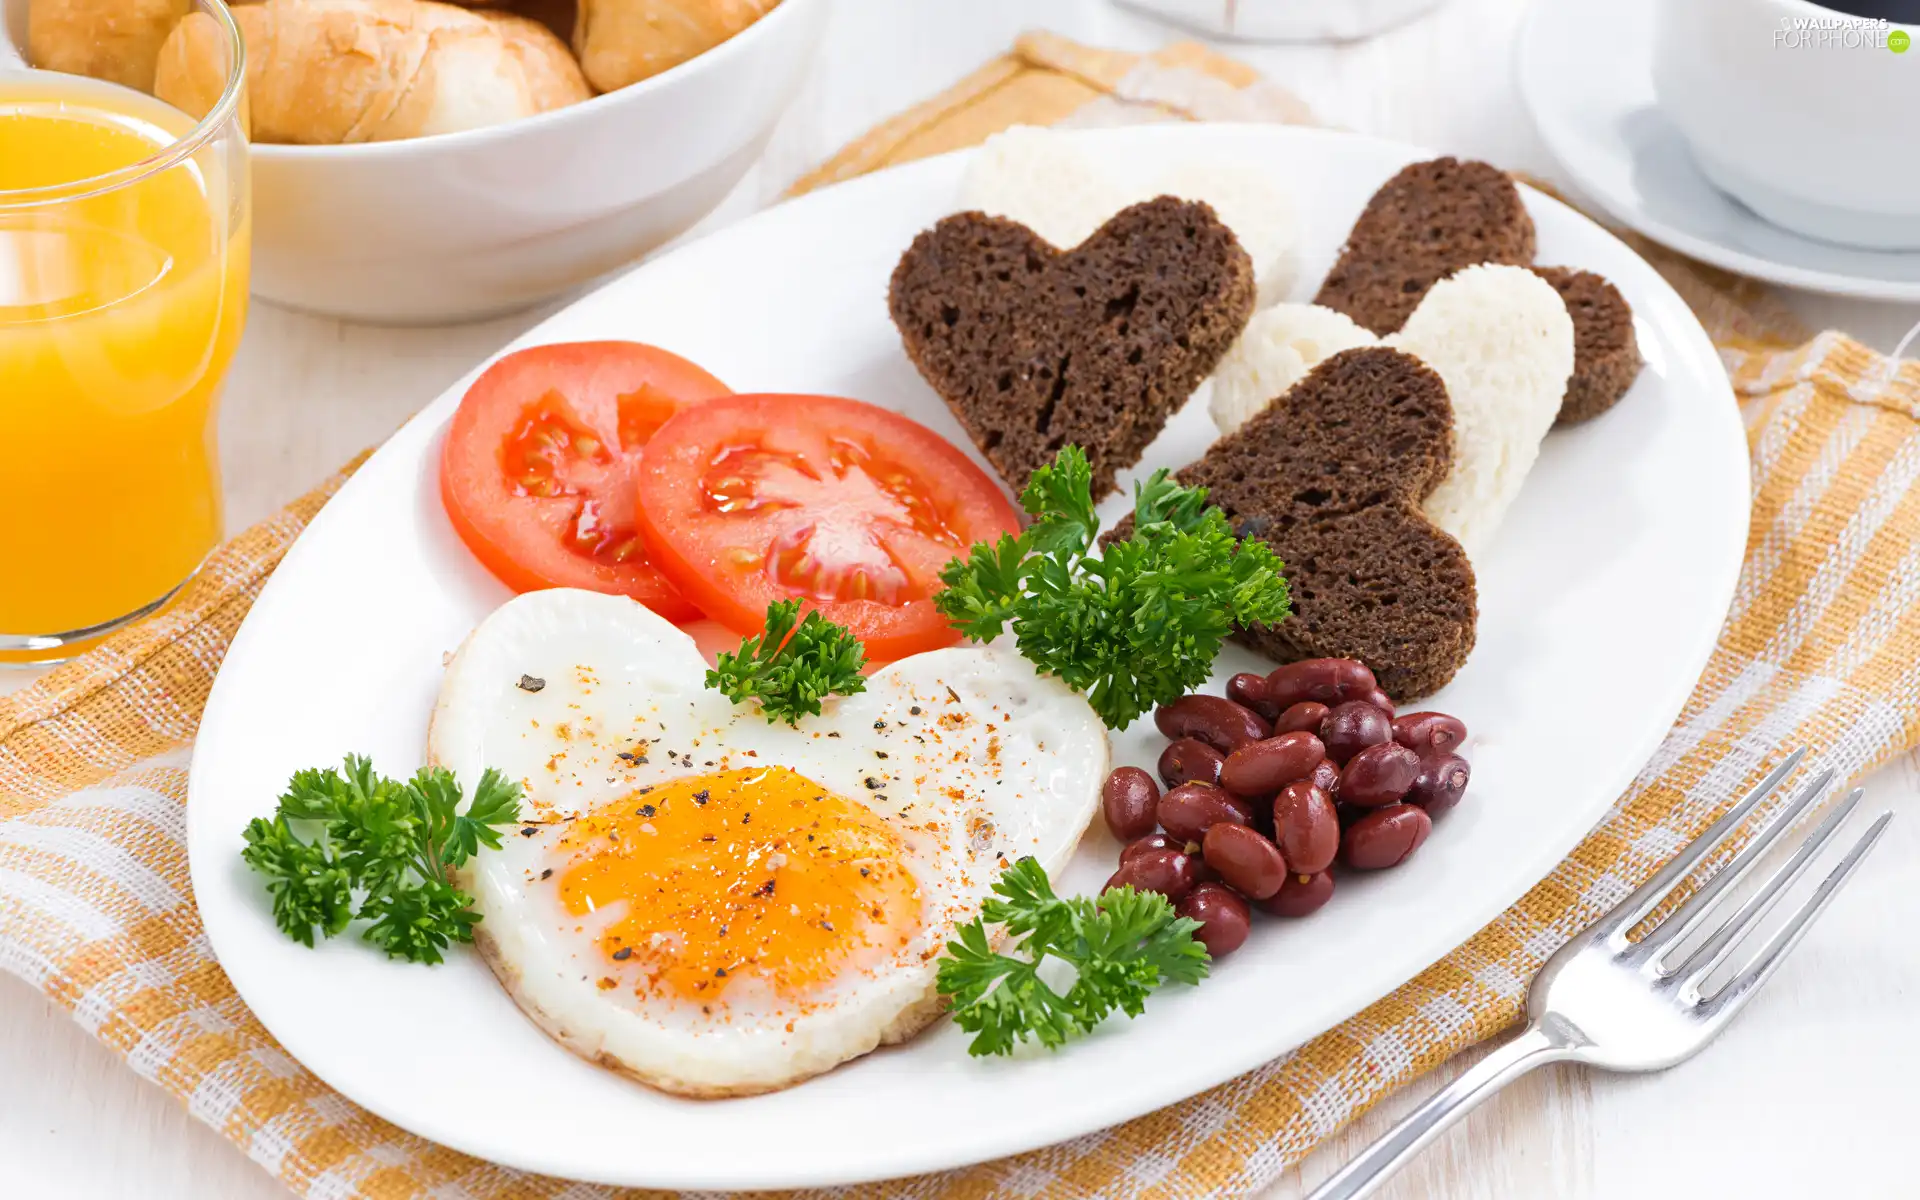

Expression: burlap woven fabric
xmin=6 ymin=32 xmax=1920 ymax=1200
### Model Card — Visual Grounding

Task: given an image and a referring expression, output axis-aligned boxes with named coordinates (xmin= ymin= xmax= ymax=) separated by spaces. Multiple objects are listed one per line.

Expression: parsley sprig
xmin=241 ymin=755 xmax=522 ymax=964
xmin=708 ymin=598 xmax=868 ymax=725
xmin=936 ymin=446 xmax=1291 ymax=729
xmin=936 ymin=857 xmax=1210 ymax=1056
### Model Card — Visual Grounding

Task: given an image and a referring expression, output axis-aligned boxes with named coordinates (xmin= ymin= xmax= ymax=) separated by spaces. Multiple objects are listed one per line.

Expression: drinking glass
xmin=1 ymin=0 xmax=250 ymax=663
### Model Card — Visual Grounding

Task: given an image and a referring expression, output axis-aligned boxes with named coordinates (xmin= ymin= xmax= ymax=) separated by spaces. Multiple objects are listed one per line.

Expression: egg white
xmin=428 ymin=589 xmax=1107 ymax=1096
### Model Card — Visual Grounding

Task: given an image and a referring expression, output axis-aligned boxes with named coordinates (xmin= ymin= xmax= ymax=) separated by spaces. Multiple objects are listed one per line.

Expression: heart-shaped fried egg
xmin=428 ymin=589 xmax=1107 ymax=1096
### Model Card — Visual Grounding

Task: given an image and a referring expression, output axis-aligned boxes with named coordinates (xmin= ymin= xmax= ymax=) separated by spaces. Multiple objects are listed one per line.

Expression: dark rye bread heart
xmin=1314 ymin=157 xmax=1537 ymax=337
xmin=1315 ymin=156 xmax=1642 ymax=425
xmin=889 ymin=197 xmax=1256 ymax=499
xmin=1533 ymin=266 xmax=1642 ymax=425
xmin=1107 ymin=346 xmax=1478 ymax=700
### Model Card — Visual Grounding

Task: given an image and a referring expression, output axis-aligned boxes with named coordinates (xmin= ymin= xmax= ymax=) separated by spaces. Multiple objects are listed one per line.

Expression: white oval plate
xmin=1517 ymin=0 xmax=1920 ymax=302
xmin=189 ymin=124 xmax=1748 ymax=1191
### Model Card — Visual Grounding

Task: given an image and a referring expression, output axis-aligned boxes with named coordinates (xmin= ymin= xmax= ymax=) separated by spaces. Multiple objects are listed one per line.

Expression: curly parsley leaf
xmin=936 ymin=446 xmax=1291 ymax=729
xmin=936 ymin=857 xmax=1209 ymax=1056
xmin=1018 ymin=446 xmax=1100 ymax=557
xmin=239 ymin=756 xmax=522 ymax=963
xmin=241 ymin=817 xmax=355 ymax=947
xmin=708 ymin=599 xmax=869 ymax=725
xmin=359 ymin=876 xmax=483 ymax=966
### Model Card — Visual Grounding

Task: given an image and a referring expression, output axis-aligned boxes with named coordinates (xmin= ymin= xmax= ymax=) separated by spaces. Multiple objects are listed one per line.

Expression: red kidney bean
xmin=1155 ymin=694 xmax=1271 ymax=753
xmin=1361 ymin=688 xmax=1396 ymax=716
xmin=1337 ymin=742 xmax=1421 ymax=808
xmin=1105 ymin=849 xmax=1199 ymax=901
xmin=1157 ymin=782 xmax=1253 ymax=843
xmin=1177 ymin=883 xmax=1252 ymax=957
xmin=1273 ymin=701 xmax=1330 ymax=735
xmin=1158 ymin=737 xmax=1225 ymax=788
xmin=1227 ymin=672 xmax=1278 ymax=720
xmin=1201 ymin=823 xmax=1289 ymax=899
xmin=1220 ymin=731 xmax=1325 ymax=799
xmin=1120 ymin=831 xmax=1180 ymax=864
xmin=1265 ymin=658 xmax=1377 ymax=709
xmin=1341 ymin=804 xmax=1432 ymax=870
xmin=1272 ymin=780 xmax=1339 ymax=874
xmin=1408 ymin=752 xmax=1471 ymax=815
xmin=1319 ymin=701 xmax=1392 ymax=765
xmin=1310 ymin=758 xmax=1341 ymax=794
xmin=1256 ymin=870 xmax=1335 ymax=918
xmin=1392 ymin=711 xmax=1468 ymax=756
xmin=1101 ymin=766 xmax=1161 ymax=841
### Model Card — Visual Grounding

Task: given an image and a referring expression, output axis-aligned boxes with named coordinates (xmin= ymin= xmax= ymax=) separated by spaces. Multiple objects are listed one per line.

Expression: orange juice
xmin=0 ymin=72 xmax=249 ymax=639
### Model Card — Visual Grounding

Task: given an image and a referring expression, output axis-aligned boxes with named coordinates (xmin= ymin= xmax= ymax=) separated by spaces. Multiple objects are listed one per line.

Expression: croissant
xmin=572 ymin=0 xmax=778 ymax=93
xmin=27 ymin=0 xmax=193 ymax=91
xmin=154 ymin=0 xmax=589 ymax=144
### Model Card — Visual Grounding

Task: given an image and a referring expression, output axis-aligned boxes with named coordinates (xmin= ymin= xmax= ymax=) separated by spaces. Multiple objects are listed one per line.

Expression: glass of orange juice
xmin=1 ymin=1 xmax=249 ymax=662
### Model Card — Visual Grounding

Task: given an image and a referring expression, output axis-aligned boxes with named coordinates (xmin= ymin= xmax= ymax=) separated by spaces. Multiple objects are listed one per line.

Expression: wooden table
xmin=6 ymin=1 xmax=1918 ymax=1195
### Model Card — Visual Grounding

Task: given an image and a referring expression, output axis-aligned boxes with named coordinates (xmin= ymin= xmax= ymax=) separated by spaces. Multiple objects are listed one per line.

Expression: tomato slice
xmin=634 ymin=394 xmax=1022 ymax=659
xmin=440 ymin=341 xmax=731 ymax=621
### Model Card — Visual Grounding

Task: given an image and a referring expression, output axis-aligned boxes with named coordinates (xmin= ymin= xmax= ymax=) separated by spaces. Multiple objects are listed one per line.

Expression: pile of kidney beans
xmin=1102 ymin=657 xmax=1471 ymax=958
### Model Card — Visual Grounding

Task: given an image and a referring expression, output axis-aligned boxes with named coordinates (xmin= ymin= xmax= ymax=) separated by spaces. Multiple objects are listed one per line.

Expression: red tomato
xmin=440 ymin=341 xmax=731 ymax=620
xmin=634 ymin=394 xmax=1022 ymax=659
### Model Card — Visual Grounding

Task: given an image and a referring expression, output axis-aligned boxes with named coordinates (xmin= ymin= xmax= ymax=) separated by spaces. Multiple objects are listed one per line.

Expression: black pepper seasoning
xmin=517 ymin=675 xmax=546 ymax=693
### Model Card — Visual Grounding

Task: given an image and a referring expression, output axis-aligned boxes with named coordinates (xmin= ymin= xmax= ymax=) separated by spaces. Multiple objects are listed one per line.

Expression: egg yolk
xmin=553 ymin=766 xmax=922 ymax=1004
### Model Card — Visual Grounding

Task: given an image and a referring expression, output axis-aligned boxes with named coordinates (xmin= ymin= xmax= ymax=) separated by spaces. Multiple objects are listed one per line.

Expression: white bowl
xmin=246 ymin=0 xmax=826 ymax=323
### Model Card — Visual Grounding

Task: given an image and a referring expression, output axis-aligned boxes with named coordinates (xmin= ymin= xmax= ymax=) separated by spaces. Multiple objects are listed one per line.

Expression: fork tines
xmin=1602 ymin=747 xmax=1891 ymax=1007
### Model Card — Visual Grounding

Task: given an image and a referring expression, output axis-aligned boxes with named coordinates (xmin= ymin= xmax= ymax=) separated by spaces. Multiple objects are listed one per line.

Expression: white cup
xmin=1652 ymin=0 xmax=1920 ymax=249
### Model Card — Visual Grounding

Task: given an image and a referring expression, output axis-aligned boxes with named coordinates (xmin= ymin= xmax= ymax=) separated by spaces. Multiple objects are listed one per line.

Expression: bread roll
xmin=151 ymin=11 xmax=236 ymax=122
xmin=28 ymin=0 xmax=193 ymax=91
xmin=479 ymin=10 xmax=590 ymax=114
xmin=573 ymin=0 xmax=777 ymax=92
xmin=154 ymin=0 xmax=590 ymax=145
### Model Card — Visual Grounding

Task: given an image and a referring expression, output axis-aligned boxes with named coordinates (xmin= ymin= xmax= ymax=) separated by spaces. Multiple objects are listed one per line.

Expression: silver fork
xmin=1307 ymin=748 xmax=1892 ymax=1200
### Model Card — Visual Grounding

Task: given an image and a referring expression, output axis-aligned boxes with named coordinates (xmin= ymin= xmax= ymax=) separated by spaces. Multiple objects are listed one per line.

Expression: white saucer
xmin=1517 ymin=0 xmax=1920 ymax=302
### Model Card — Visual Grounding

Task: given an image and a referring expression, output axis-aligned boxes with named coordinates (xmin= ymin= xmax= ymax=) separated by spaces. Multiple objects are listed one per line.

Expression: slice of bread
xmin=1314 ymin=157 xmax=1537 ymax=336
xmin=958 ymin=125 xmax=1301 ymax=305
xmin=957 ymin=126 xmax=1134 ymax=253
xmin=1111 ymin=346 xmax=1478 ymax=699
xmin=1209 ymin=303 xmax=1375 ymax=434
xmin=1389 ymin=265 xmax=1574 ymax=556
xmin=1211 ymin=265 xmax=1574 ymax=560
xmin=889 ymin=198 xmax=1256 ymax=499
xmin=1534 ymin=266 xmax=1642 ymax=425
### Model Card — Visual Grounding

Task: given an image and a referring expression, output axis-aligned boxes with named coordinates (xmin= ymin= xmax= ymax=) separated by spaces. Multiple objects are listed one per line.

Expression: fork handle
xmin=1305 ymin=1022 xmax=1576 ymax=1200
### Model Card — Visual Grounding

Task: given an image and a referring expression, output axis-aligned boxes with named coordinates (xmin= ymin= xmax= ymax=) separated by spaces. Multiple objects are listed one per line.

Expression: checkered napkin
xmin=8 ymin=32 xmax=1920 ymax=1200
